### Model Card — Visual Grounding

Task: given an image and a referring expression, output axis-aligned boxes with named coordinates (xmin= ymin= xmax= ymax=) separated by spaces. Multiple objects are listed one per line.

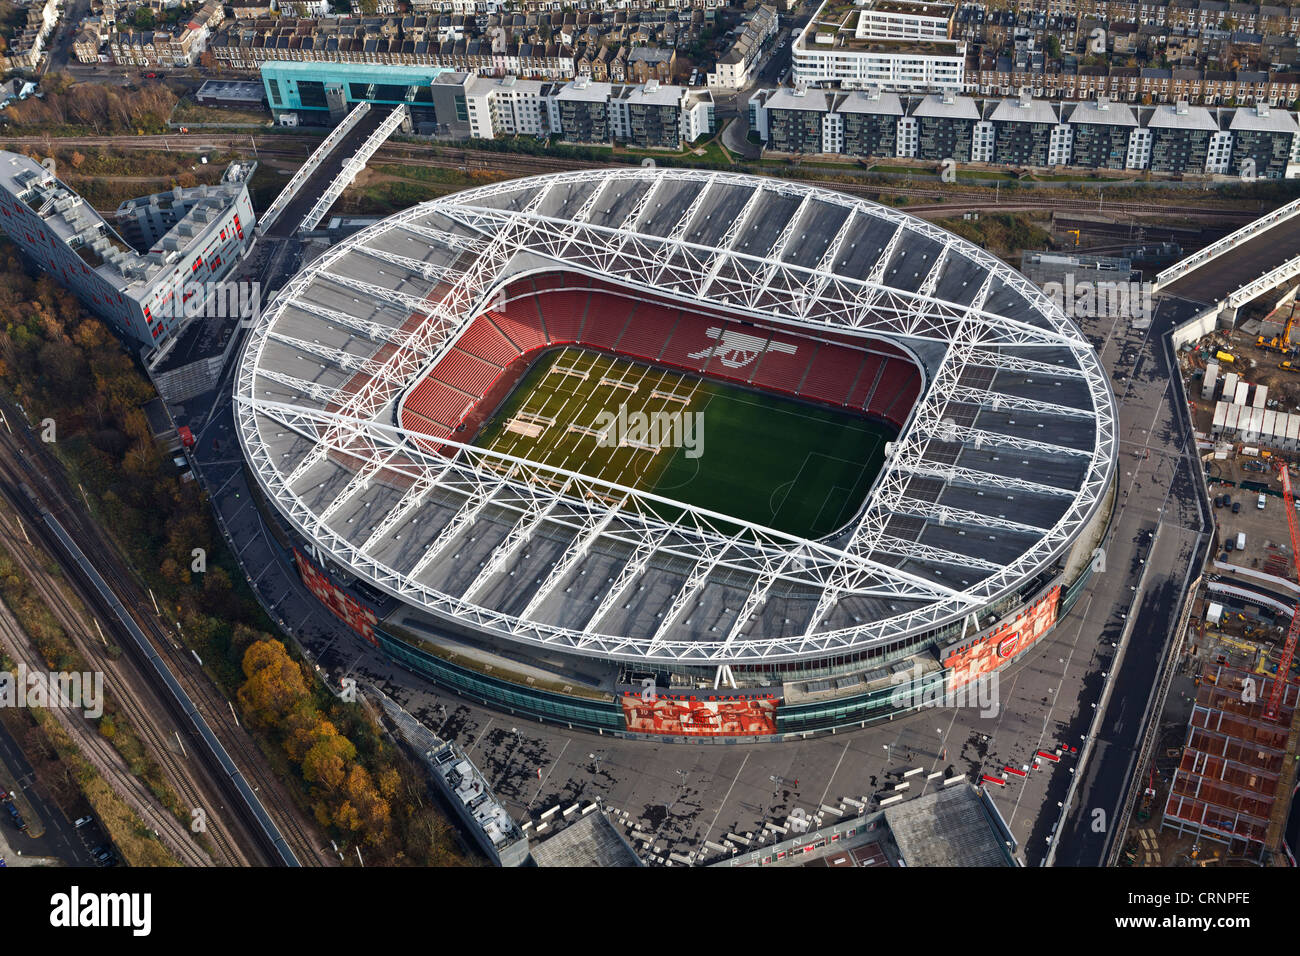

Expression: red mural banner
xmin=294 ymin=548 xmax=379 ymax=646
xmin=943 ymin=585 xmax=1062 ymax=691
xmin=621 ymin=694 xmax=778 ymax=737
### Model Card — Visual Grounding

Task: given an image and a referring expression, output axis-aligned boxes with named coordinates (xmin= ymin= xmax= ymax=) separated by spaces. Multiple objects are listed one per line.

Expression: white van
xmin=1236 ymin=531 xmax=1246 ymax=551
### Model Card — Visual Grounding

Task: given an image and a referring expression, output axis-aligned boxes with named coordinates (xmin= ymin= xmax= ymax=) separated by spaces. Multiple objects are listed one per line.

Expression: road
xmin=0 ymin=710 xmax=99 ymax=865
xmin=1049 ymin=295 xmax=1211 ymax=866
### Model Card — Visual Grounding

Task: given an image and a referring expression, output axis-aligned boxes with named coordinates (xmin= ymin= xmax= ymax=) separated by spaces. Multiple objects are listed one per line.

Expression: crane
xmin=1257 ymin=301 xmax=1299 ymax=355
xmin=1268 ymin=462 xmax=1300 ymax=721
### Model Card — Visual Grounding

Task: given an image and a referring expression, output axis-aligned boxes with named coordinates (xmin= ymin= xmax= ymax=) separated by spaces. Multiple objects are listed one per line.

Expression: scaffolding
xmin=1161 ymin=662 xmax=1299 ymax=859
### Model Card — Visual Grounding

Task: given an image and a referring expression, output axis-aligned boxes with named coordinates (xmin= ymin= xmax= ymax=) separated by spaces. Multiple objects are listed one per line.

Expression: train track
xmin=0 ymin=408 xmax=329 ymax=866
xmin=1 ymin=131 xmax=1265 ymax=221
xmin=0 ymin=503 xmax=224 ymax=866
xmin=0 ymin=496 xmax=254 ymax=865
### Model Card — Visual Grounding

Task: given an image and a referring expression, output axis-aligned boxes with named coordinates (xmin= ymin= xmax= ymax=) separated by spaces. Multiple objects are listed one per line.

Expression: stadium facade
xmin=236 ymin=168 xmax=1117 ymax=741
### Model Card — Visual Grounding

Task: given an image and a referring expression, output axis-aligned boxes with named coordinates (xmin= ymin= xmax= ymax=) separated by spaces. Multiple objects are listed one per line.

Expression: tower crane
xmin=1267 ymin=462 xmax=1300 ymax=720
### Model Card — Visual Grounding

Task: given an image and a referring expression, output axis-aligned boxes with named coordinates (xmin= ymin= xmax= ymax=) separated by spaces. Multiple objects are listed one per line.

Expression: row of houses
xmin=1 ymin=0 xmax=60 ymax=72
xmin=749 ymin=86 xmax=1300 ymax=178
xmin=75 ymin=0 xmax=225 ymax=66
xmin=966 ymin=18 xmax=1300 ymax=73
xmin=964 ymin=0 xmax=1300 ymax=37
xmin=709 ymin=4 xmax=778 ymax=90
xmin=970 ymin=63 xmax=1300 ymax=106
xmin=209 ymin=11 xmax=705 ymax=79
xmin=343 ymin=0 xmax=729 ymax=13
xmin=789 ymin=0 xmax=1300 ymax=99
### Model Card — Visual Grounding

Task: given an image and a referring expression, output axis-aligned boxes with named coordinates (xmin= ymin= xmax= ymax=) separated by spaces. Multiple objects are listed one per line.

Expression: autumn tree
xmin=236 ymin=639 xmax=309 ymax=727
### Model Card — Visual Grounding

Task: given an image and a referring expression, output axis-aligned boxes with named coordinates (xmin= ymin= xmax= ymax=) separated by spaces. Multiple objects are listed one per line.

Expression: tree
xmin=237 ymin=639 xmax=309 ymax=726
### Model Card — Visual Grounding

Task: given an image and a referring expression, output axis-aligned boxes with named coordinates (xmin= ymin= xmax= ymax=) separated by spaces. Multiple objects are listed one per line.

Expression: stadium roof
xmin=235 ymin=168 xmax=1116 ymax=672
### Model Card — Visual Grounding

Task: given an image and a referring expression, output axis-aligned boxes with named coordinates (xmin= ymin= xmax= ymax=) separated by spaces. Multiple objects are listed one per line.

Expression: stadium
xmin=235 ymin=167 xmax=1118 ymax=740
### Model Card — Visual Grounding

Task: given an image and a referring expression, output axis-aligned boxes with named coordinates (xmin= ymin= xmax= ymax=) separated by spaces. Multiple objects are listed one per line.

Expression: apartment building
xmin=749 ymin=86 xmax=1300 ymax=177
xmin=0 ymin=153 xmax=256 ymax=350
xmin=793 ymin=0 xmax=965 ymax=90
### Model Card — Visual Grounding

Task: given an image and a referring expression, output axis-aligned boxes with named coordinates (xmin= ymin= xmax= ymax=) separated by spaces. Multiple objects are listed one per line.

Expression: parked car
xmin=74 ymin=815 xmax=93 ymax=828
xmin=1214 ymin=495 xmax=1223 ymax=508
xmin=1232 ymin=501 xmax=1241 ymax=514
xmin=1258 ymin=493 xmax=1267 ymax=510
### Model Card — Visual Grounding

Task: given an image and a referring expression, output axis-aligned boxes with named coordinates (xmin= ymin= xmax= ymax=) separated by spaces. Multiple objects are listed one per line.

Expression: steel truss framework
xmin=235 ymin=168 xmax=1118 ymax=666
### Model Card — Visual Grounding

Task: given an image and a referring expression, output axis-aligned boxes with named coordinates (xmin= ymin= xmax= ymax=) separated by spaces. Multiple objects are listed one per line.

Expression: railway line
xmin=0 ymin=405 xmax=327 ymax=866
xmin=0 ymin=131 xmax=1263 ymax=223
xmin=0 ymin=504 xmax=223 ymax=866
xmin=0 ymin=497 xmax=247 ymax=865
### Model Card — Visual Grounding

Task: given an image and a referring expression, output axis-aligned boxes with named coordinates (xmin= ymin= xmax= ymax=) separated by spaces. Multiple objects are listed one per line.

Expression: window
xmin=297 ymin=80 xmax=329 ymax=109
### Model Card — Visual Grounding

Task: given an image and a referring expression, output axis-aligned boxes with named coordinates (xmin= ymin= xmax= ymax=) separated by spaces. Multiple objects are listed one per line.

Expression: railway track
xmin=0 ymin=409 xmax=329 ymax=866
xmin=0 ymin=500 xmax=249 ymax=866
xmin=1 ymin=131 xmax=1264 ymax=221
xmin=0 ymin=513 xmax=222 ymax=867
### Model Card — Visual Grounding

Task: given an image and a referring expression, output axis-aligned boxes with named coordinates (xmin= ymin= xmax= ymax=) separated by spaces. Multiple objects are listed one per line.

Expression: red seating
xmin=750 ymin=333 xmax=815 ymax=396
xmin=539 ymin=290 xmax=590 ymax=345
xmin=615 ymin=303 xmax=679 ymax=363
xmin=659 ymin=314 xmax=728 ymax=373
xmin=396 ymin=276 xmax=924 ymax=448
xmin=879 ymin=374 xmax=922 ymax=427
xmin=847 ymin=354 xmax=886 ymax=409
xmin=488 ymin=307 xmax=547 ymax=353
xmin=403 ymin=408 xmax=451 ymax=441
xmin=432 ymin=347 xmax=502 ymax=397
xmin=579 ymin=303 xmax=632 ymax=350
xmin=455 ymin=316 xmax=517 ymax=367
xmin=867 ymin=359 xmax=913 ymax=422
xmin=406 ymin=377 xmax=475 ymax=428
xmin=800 ymin=345 xmax=866 ymax=405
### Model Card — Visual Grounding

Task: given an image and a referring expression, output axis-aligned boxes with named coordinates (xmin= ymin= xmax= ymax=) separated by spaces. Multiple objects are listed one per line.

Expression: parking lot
xmin=1210 ymin=485 xmax=1292 ymax=569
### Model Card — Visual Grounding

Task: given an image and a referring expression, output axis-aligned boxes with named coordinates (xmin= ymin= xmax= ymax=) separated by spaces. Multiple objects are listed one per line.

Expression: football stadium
xmin=236 ymin=167 xmax=1119 ymax=740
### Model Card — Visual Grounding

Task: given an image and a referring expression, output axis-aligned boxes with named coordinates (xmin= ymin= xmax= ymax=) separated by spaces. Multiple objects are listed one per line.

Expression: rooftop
xmin=235 ymin=168 xmax=1116 ymax=666
xmin=884 ymin=784 xmax=1018 ymax=866
xmin=530 ymin=811 xmax=642 ymax=867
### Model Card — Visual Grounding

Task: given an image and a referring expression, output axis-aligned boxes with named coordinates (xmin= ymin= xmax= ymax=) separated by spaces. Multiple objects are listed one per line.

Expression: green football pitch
xmin=472 ymin=347 xmax=895 ymax=539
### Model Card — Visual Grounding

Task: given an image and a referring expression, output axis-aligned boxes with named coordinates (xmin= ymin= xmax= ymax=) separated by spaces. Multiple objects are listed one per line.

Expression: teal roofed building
xmin=261 ymin=61 xmax=472 ymax=135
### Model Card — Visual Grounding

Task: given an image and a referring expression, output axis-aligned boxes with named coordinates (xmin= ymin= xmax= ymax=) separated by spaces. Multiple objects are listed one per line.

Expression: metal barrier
xmin=297 ymin=104 xmax=408 ymax=234
xmin=1153 ymin=195 xmax=1300 ymax=293
xmin=256 ymin=102 xmax=373 ymax=236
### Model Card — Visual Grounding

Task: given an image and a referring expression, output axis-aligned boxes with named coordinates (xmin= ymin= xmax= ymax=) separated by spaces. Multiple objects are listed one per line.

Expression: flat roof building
xmin=0 ymin=152 xmax=255 ymax=350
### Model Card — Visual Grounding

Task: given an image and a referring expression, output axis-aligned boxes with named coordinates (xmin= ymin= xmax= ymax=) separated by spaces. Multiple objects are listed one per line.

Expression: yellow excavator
xmin=1258 ymin=300 xmax=1298 ymax=354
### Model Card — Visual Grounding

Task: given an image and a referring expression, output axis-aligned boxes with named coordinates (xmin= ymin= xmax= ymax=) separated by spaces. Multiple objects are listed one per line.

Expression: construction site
xmin=1129 ymin=287 xmax=1300 ymax=867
